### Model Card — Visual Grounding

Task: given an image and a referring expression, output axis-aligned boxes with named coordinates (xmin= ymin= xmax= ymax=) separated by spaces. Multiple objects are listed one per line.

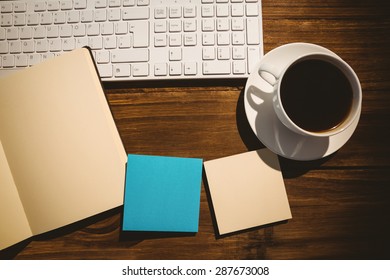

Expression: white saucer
xmin=244 ymin=43 xmax=361 ymax=161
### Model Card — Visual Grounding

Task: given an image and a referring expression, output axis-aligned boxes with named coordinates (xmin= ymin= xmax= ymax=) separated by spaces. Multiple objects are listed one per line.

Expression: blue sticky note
xmin=123 ymin=154 xmax=203 ymax=232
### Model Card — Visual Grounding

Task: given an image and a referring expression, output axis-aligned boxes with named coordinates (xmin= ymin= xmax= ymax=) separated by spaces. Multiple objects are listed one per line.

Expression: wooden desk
xmin=3 ymin=0 xmax=390 ymax=259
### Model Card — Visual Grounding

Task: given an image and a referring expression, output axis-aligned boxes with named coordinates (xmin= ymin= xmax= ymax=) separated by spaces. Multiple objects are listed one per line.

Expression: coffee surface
xmin=280 ymin=59 xmax=353 ymax=132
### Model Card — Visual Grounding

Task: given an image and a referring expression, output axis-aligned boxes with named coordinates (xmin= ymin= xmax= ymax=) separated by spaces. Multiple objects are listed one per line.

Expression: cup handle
xmin=258 ymin=63 xmax=282 ymax=86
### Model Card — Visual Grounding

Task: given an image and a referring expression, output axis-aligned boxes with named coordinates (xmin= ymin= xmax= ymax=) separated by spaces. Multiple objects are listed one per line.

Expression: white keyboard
xmin=0 ymin=0 xmax=263 ymax=82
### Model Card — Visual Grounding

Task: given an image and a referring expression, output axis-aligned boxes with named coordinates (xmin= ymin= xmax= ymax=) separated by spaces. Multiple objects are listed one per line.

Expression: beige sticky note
xmin=204 ymin=149 xmax=292 ymax=235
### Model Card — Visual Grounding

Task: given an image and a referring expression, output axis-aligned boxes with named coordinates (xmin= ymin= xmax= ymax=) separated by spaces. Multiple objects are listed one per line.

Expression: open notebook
xmin=0 ymin=48 xmax=127 ymax=250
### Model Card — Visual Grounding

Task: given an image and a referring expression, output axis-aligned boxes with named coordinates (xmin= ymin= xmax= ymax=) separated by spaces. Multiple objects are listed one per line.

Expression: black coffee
xmin=280 ymin=59 xmax=353 ymax=132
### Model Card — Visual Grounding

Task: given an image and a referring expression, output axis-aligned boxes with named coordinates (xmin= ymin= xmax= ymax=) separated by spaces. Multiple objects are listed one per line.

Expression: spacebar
xmin=111 ymin=49 xmax=149 ymax=63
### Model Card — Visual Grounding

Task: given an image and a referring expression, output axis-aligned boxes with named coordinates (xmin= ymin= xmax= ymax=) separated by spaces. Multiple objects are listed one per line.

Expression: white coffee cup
xmin=258 ymin=44 xmax=362 ymax=138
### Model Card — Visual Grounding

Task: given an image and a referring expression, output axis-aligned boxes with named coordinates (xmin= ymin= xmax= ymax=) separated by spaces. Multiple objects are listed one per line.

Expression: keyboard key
xmin=15 ymin=54 xmax=28 ymax=67
xmin=73 ymin=24 xmax=86 ymax=36
xmin=202 ymin=19 xmax=214 ymax=31
xmin=14 ymin=14 xmax=26 ymax=26
xmin=62 ymin=38 xmax=75 ymax=50
xmin=247 ymin=46 xmax=260 ymax=73
xmin=81 ymin=10 xmax=93 ymax=22
xmin=169 ymin=62 xmax=182 ymax=76
xmin=169 ymin=48 xmax=181 ymax=61
xmin=95 ymin=0 xmax=107 ymax=9
xmin=33 ymin=2 xmax=46 ymax=12
xmin=231 ymin=4 xmax=244 ymax=17
xmin=111 ymin=49 xmax=149 ymax=63
xmin=118 ymin=35 xmax=131 ymax=48
xmin=154 ymin=20 xmax=167 ymax=33
xmin=13 ymin=2 xmax=27 ymax=13
xmin=133 ymin=63 xmax=149 ymax=76
xmin=20 ymin=27 xmax=33 ymax=39
xmin=232 ymin=46 xmax=245 ymax=59
xmin=232 ymin=32 xmax=245 ymax=45
xmin=217 ymin=47 xmax=230 ymax=60
xmin=22 ymin=40 xmax=34 ymax=53
xmin=114 ymin=64 xmax=131 ymax=77
xmin=123 ymin=0 xmax=136 ymax=7
xmin=184 ymin=62 xmax=197 ymax=75
xmin=202 ymin=33 xmax=215 ymax=45
xmin=154 ymin=34 xmax=167 ymax=47
xmin=89 ymin=37 xmax=103 ymax=49
xmin=109 ymin=0 xmax=121 ymax=8
xmin=122 ymin=7 xmax=149 ymax=20
xmin=184 ymin=34 xmax=197 ymax=46
xmin=35 ymin=39 xmax=48 ymax=52
xmin=1 ymin=2 xmax=13 ymax=13
xmin=47 ymin=1 xmax=60 ymax=11
xmin=46 ymin=26 xmax=58 ymax=38
xmin=98 ymin=64 xmax=113 ymax=77
xmin=155 ymin=7 xmax=167 ymax=19
xmin=246 ymin=18 xmax=260 ymax=45
xmin=115 ymin=22 xmax=128 ymax=34
xmin=60 ymin=25 xmax=72 ymax=37
xmin=95 ymin=10 xmax=107 ymax=22
xmin=61 ymin=1 xmax=73 ymax=10
xmin=169 ymin=6 xmax=182 ymax=18
xmin=201 ymin=6 xmax=214 ymax=17
xmin=184 ymin=19 xmax=197 ymax=32
xmin=202 ymin=47 xmax=215 ymax=60
xmin=74 ymin=0 xmax=87 ymax=10
xmin=96 ymin=51 xmax=110 ymax=64
xmin=169 ymin=34 xmax=182 ymax=47
xmin=2 ymin=55 xmax=15 ymax=67
xmin=75 ymin=37 xmax=88 ymax=48
xmin=40 ymin=13 xmax=53 ymax=25
xmin=54 ymin=12 xmax=66 ymax=24
xmin=1 ymin=14 xmax=13 ymax=27
xmin=101 ymin=22 xmax=114 ymax=35
xmin=104 ymin=36 xmax=117 ymax=49
xmin=154 ymin=63 xmax=167 ymax=76
xmin=246 ymin=3 xmax=259 ymax=16
xmin=169 ymin=20 xmax=181 ymax=32
xmin=9 ymin=41 xmax=21 ymax=54
xmin=203 ymin=61 xmax=231 ymax=75
xmin=216 ymin=18 xmax=229 ymax=31
xmin=233 ymin=60 xmax=246 ymax=74
xmin=138 ymin=0 xmax=150 ymax=7
xmin=232 ymin=18 xmax=244 ymax=30
xmin=217 ymin=32 xmax=230 ymax=45
xmin=184 ymin=6 xmax=196 ymax=18
xmin=27 ymin=13 xmax=39 ymax=26
xmin=6 ymin=27 xmax=19 ymax=40
xmin=129 ymin=21 xmax=149 ymax=47
xmin=67 ymin=11 xmax=80 ymax=23
xmin=0 ymin=41 xmax=9 ymax=54
xmin=108 ymin=9 xmax=121 ymax=21
xmin=28 ymin=53 xmax=41 ymax=65
xmin=86 ymin=23 xmax=99 ymax=36
xmin=49 ymin=38 xmax=61 ymax=51
xmin=216 ymin=5 xmax=229 ymax=17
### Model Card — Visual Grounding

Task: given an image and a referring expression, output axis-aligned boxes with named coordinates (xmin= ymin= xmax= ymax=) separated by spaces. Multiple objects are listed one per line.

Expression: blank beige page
xmin=0 ymin=140 xmax=32 ymax=250
xmin=0 ymin=48 xmax=126 ymax=235
xmin=204 ymin=149 xmax=292 ymax=235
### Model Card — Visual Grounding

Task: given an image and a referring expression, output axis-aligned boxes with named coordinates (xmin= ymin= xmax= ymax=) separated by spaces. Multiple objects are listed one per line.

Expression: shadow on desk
xmin=119 ymin=231 xmax=196 ymax=241
xmin=102 ymin=78 xmax=247 ymax=90
xmin=235 ymin=87 xmax=334 ymax=178
xmin=0 ymin=207 xmax=123 ymax=260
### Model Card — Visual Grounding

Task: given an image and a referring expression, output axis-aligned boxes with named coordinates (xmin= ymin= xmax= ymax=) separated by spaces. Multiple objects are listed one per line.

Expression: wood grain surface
xmin=2 ymin=0 xmax=390 ymax=259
